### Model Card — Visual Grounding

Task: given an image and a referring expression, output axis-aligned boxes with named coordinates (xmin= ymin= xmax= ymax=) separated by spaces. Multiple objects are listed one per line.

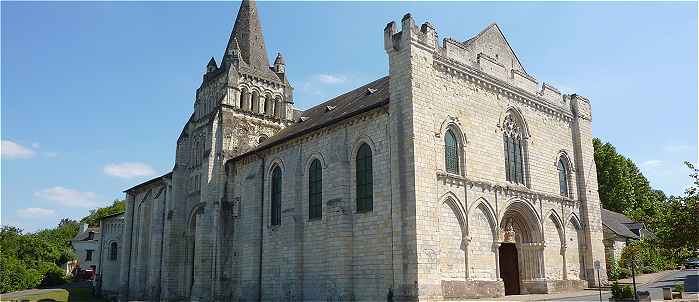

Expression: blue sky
xmin=2 ymin=1 xmax=697 ymax=232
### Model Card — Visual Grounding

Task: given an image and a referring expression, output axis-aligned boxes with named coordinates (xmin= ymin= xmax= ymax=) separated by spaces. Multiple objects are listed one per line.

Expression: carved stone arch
xmin=187 ymin=202 xmax=206 ymax=231
xmin=349 ymin=135 xmax=377 ymax=162
xmin=263 ymin=92 xmax=274 ymax=115
xmin=566 ymin=212 xmax=583 ymax=230
xmin=499 ymin=197 xmax=543 ymax=243
xmin=303 ymin=152 xmax=328 ymax=175
xmin=267 ymin=158 xmax=286 ymax=177
xmin=545 ymin=209 xmax=565 ymax=245
xmin=436 ymin=116 xmax=467 ymax=143
xmin=555 ymin=150 xmax=575 ymax=171
xmin=273 ymin=95 xmax=283 ymax=118
xmin=250 ymin=89 xmax=261 ymax=113
xmin=439 ymin=192 xmax=468 ymax=236
xmin=499 ymin=197 xmax=541 ymax=227
xmin=468 ymin=197 xmax=498 ymax=238
xmin=498 ymin=106 xmax=531 ymax=139
xmin=238 ymin=85 xmax=250 ymax=110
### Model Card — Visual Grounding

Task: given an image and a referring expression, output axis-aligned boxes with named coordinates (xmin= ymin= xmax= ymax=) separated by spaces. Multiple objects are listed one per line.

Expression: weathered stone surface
xmin=112 ymin=1 xmax=608 ymax=301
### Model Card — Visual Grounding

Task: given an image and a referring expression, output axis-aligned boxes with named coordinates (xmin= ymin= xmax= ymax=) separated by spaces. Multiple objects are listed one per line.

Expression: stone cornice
xmin=432 ymin=55 xmax=574 ymax=123
xmin=436 ymin=171 xmax=578 ymax=207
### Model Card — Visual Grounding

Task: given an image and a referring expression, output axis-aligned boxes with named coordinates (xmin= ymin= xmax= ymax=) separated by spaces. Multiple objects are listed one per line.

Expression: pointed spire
xmin=224 ymin=0 xmax=271 ymax=71
xmin=274 ymin=52 xmax=284 ymax=65
xmin=273 ymin=52 xmax=285 ymax=73
xmin=207 ymin=57 xmax=218 ymax=72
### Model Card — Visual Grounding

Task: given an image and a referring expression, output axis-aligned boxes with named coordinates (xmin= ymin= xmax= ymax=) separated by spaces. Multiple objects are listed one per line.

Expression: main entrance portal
xmin=499 ymin=243 xmax=520 ymax=295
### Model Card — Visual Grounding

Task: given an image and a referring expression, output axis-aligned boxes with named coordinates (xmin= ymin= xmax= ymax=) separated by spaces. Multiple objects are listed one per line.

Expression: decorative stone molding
xmin=433 ymin=55 xmax=574 ymax=123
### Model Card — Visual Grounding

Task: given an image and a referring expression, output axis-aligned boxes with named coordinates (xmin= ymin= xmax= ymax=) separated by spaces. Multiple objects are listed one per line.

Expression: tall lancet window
xmin=502 ymin=111 xmax=526 ymax=185
xmin=308 ymin=159 xmax=322 ymax=220
xmin=271 ymin=166 xmax=282 ymax=226
xmin=558 ymin=158 xmax=569 ymax=197
xmin=356 ymin=143 xmax=373 ymax=212
xmin=444 ymin=129 xmax=460 ymax=174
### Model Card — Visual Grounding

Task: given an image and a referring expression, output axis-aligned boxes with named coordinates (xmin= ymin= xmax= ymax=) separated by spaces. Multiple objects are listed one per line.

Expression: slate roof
xmin=72 ymin=227 xmax=99 ymax=242
xmin=123 ymin=172 xmax=172 ymax=193
xmin=234 ymin=76 xmax=390 ymax=160
xmin=601 ymin=208 xmax=640 ymax=239
xmin=98 ymin=211 xmax=125 ymax=221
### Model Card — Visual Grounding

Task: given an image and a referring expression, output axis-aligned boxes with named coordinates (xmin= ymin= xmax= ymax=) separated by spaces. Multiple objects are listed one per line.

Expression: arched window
xmin=503 ymin=111 xmax=526 ymax=185
xmin=356 ymin=143 xmax=373 ymax=212
xmin=444 ymin=129 xmax=460 ymax=174
xmin=558 ymin=158 xmax=569 ymax=197
xmin=240 ymin=87 xmax=249 ymax=110
xmin=109 ymin=242 xmax=118 ymax=261
xmin=308 ymin=159 xmax=322 ymax=220
xmin=271 ymin=166 xmax=282 ymax=226
xmin=274 ymin=97 xmax=282 ymax=118
xmin=264 ymin=95 xmax=273 ymax=116
xmin=251 ymin=91 xmax=260 ymax=113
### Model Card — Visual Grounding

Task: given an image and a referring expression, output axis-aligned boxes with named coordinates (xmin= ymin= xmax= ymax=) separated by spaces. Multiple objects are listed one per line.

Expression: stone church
xmin=117 ymin=0 xmax=608 ymax=300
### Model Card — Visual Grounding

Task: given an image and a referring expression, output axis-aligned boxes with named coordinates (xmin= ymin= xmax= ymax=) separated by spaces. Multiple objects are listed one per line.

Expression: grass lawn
xmin=0 ymin=289 xmax=68 ymax=302
xmin=65 ymin=288 xmax=109 ymax=302
xmin=1 ymin=287 xmax=109 ymax=302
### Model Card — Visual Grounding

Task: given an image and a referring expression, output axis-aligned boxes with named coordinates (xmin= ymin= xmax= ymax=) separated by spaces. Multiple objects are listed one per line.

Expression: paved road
xmin=556 ymin=269 xmax=699 ymax=301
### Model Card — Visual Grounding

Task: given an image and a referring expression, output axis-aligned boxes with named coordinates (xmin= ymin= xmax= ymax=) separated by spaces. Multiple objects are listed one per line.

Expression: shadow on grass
xmin=65 ymin=287 xmax=109 ymax=302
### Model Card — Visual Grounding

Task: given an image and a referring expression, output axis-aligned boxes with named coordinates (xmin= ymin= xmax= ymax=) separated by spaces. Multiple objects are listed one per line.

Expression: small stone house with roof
xmin=70 ymin=224 xmax=99 ymax=274
xmin=116 ymin=0 xmax=608 ymax=300
xmin=601 ymin=208 xmax=655 ymax=267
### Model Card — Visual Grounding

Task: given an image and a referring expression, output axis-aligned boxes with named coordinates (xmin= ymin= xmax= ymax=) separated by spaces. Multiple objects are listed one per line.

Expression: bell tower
xmin=166 ymin=1 xmax=294 ymax=300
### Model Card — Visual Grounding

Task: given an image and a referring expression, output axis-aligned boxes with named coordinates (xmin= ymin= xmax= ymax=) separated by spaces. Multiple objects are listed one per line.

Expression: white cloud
xmin=17 ymin=207 xmax=55 ymax=219
xmin=31 ymin=142 xmax=40 ymax=149
xmin=34 ymin=186 xmax=100 ymax=208
xmin=663 ymin=143 xmax=693 ymax=153
xmin=103 ymin=162 xmax=156 ymax=179
xmin=1 ymin=140 xmax=36 ymax=159
xmin=316 ymin=74 xmax=346 ymax=85
xmin=641 ymin=160 xmax=663 ymax=168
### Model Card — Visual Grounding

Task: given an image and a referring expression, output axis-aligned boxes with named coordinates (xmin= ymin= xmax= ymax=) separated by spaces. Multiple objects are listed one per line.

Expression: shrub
xmin=37 ymin=262 xmax=68 ymax=287
xmin=608 ymin=261 xmax=631 ymax=280
xmin=622 ymin=285 xmax=634 ymax=299
xmin=674 ymin=283 xmax=684 ymax=293
xmin=0 ymin=256 xmax=42 ymax=293
xmin=611 ymin=282 xmax=635 ymax=299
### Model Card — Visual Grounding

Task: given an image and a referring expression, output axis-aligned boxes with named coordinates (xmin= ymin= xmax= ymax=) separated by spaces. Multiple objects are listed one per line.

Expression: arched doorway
xmin=498 ymin=200 xmax=544 ymax=295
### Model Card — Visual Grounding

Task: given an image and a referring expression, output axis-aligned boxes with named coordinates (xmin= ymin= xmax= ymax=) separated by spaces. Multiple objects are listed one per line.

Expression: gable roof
xmin=601 ymin=208 xmax=639 ymax=239
xmin=233 ymin=76 xmax=390 ymax=161
xmin=462 ymin=22 xmax=527 ymax=74
xmin=72 ymin=227 xmax=99 ymax=242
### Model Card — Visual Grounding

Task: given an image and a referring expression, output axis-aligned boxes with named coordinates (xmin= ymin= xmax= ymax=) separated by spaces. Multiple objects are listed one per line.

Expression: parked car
xmin=684 ymin=258 xmax=699 ymax=269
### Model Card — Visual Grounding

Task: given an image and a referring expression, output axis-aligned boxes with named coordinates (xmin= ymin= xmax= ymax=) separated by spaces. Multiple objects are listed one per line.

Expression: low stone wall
xmin=441 ymin=280 xmax=504 ymax=299
xmin=520 ymin=279 xmax=586 ymax=294
xmin=546 ymin=279 xmax=587 ymax=293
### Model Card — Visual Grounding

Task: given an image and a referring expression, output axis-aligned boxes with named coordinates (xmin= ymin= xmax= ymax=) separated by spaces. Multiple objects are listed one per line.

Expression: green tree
xmin=80 ymin=199 xmax=125 ymax=226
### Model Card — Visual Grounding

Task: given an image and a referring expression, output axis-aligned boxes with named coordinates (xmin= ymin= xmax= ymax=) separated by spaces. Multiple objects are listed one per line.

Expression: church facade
xmin=117 ymin=1 xmax=608 ymax=301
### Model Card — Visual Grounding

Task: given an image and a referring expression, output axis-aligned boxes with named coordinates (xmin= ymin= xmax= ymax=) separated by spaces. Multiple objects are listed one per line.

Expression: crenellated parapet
xmin=384 ymin=13 xmax=575 ymax=112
